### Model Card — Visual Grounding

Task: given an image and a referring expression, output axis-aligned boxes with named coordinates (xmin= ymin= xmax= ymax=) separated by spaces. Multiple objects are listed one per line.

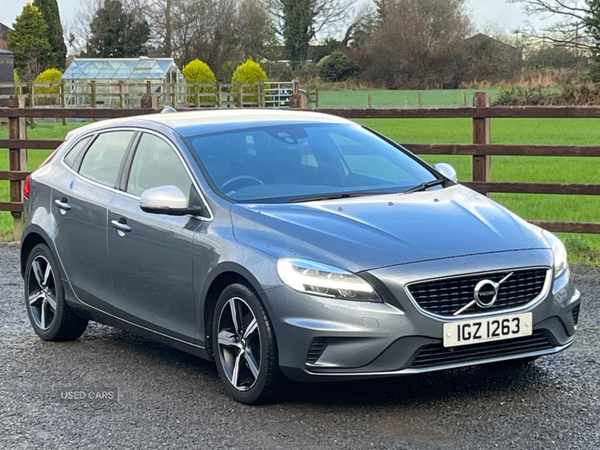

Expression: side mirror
xmin=434 ymin=163 xmax=458 ymax=183
xmin=140 ymin=185 xmax=200 ymax=216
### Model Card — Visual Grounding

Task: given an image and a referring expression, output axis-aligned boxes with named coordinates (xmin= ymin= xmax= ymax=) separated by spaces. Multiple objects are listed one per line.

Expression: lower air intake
xmin=306 ymin=339 xmax=327 ymax=364
xmin=572 ymin=304 xmax=580 ymax=326
xmin=410 ymin=331 xmax=553 ymax=369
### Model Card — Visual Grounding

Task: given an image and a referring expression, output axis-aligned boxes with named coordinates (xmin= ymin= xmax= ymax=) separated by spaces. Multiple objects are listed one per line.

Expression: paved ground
xmin=1 ymin=242 xmax=598 ymax=449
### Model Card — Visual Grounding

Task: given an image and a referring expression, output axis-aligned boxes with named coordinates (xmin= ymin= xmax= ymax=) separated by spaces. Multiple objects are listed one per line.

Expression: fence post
xmin=171 ymin=83 xmax=176 ymax=107
xmin=27 ymin=82 xmax=35 ymax=129
xmin=368 ymin=94 xmax=372 ymax=109
xmin=418 ymin=92 xmax=423 ymax=108
xmin=60 ymin=80 xmax=67 ymax=126
xmin=472 ymin=92 xmax=491 ymax=194
xmin=119 ymin=81 xmax=125 ymax=108
xmin=259 ymin=81 xmax=264 ymax=107
xmin=90 ymin=80 xmax=97 ymax=108
xmin=8 ymin=95 xmax=27 ymax=241
xmin=217 ymin=83 xmax=222 ymax=108
xmin=146 ymin=80 xmax=152 ymax=95
xmin=315 ymin=87 xmax=319 ymax=108
xmin=238 ymin=85 xmax=243 ymax=108
xmin=195 ymin=83 xmax=200 ymax=108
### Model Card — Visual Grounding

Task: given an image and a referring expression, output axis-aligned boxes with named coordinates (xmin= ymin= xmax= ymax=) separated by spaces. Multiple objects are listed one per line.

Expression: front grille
xmin=410 ymin=331 xmax=553 ymax=369
xmin=306 ymin=339 xmax=327 ymax=364
xmin=572 ymin=304 xmax=580 ymax=326
xmin=407 ymin=268 xmax=548 ymax=317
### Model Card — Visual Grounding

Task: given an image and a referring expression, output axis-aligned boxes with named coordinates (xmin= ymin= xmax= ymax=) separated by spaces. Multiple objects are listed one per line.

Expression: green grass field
xmin=317 ymin=89 xmax=502 ymax=108
xmin=2 ymin=104 xmax=600 ymax=263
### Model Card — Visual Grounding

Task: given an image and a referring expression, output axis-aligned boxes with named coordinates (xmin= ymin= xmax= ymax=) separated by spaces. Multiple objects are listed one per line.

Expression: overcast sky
xmin=1 ymin=0 xmax=557 ymax=38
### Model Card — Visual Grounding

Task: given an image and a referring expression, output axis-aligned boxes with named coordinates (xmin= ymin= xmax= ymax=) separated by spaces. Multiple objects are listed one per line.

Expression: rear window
xmin=79 ymin=131 xmax=134 ymax=188
xmin=64 ymin=136 xmax=92 ymax=168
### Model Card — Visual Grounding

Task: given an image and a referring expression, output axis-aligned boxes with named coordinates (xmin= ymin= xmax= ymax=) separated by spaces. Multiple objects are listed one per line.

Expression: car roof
xmin=66 ymin=109 xmax=357 ymax=140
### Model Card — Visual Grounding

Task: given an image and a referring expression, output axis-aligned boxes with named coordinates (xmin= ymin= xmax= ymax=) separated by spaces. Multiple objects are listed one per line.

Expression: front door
xmin=106 ymin=132 xmax=204 ymax=342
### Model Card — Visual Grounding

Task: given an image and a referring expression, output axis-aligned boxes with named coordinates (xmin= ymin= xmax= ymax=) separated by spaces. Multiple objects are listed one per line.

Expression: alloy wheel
xmin=27 ymin=255 xmax=57 ymax=331
xmin=217 ymin=296 xmax=261 ymax=391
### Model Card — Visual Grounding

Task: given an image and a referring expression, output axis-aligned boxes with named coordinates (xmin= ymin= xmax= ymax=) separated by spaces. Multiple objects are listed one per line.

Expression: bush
xmin=182 ymin=59 xmax=217 ymax=106
xmin=318 ymin=52 xmax=360 ymax=82
xmin=14 ymin=70 xmax=20 ymax=94
xmin=589 ymin=63 xmax=600 ymax=83
xmin=492 ymin=84 xmax=600 ymax=106
xmin=231 ymin=59 xmax=269 ymax=105
xmin=34 ymin=68 xmax=62 ymax=105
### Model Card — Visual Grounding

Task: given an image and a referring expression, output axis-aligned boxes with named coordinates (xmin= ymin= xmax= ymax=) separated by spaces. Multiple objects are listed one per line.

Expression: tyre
xmin=25 ymin=244 xmax=88 ymax=341
xmin=212 ymin=283 xmax=286 ymax=404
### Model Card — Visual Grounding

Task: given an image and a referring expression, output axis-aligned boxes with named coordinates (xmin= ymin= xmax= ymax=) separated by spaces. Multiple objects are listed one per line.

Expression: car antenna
xmin=161 ymin=106 xmax=177 ymax=114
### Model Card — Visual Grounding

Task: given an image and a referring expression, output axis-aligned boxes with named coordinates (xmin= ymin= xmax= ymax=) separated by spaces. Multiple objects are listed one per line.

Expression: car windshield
xmin=185 ymin=123 xmax=438 ymax=203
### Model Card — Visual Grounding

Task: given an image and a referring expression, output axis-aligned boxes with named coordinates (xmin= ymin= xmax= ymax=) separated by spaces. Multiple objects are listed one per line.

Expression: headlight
xmin=542 ymin=230 xmax=568 ymax=279
xmin=277 ymin=258 xmax=381 ymax=302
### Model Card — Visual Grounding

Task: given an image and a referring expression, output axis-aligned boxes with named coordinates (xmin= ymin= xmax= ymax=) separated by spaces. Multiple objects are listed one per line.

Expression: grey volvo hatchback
xmin=21 ymin=110 xmax=580 ymax=404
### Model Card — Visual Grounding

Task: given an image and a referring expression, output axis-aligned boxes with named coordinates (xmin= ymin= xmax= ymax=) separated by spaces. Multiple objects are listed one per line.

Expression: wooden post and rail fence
xmin=2 ymin=92 xmax=600 ymax=241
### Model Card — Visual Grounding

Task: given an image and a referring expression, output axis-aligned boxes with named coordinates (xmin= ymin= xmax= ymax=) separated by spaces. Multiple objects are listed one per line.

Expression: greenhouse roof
xmin=62 ymin=58 xmax=179 ymax=81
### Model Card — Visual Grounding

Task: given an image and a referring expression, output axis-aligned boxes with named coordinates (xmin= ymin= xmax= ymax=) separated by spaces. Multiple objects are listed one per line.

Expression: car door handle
xmin=111 ymin=219 xmax=132 ymax=233
xmin=54 ymin=198 xmax=71 ymax=211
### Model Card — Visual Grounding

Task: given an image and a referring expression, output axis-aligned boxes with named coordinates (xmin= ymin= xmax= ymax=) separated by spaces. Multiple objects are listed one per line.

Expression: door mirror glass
xmin=434 ymin=163 xmax=458 ymax=183
xmin=140 ymin=185 xmax=199 ymax=216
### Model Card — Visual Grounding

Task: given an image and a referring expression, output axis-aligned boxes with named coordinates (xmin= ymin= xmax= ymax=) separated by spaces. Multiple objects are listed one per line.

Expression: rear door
xmin=106 ymin=132 xmax=206 ymax=342
xmin=53 ymin=130 xmax=135 ymax=308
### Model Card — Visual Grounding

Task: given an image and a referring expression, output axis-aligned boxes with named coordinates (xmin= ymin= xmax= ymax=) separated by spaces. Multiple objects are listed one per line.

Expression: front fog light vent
xmin=572 ymin=305 xmax=580 ymax=326
xmin=306 ymin=339 xmax=327 ymax=364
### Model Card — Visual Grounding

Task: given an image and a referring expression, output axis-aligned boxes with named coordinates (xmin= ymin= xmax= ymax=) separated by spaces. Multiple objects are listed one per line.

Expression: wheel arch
xmin=202 ymin=262 xmax=269 ymax=358
xmin=20 ymin=227 xmax=54 ymax=278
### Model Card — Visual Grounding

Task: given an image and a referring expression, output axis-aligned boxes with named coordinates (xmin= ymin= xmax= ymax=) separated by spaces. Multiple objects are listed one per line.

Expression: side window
xmin=126 ymin=133 xmax=192 ymax=201
xmin=79 ymin=131 xmax=134 ymax=188
xmin=64 ymin=136 xmax=92 ymax=168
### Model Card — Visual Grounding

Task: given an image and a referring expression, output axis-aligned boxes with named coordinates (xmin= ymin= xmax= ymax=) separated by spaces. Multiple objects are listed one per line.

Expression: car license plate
xmin=443 ymin=313 xmax=533 ymax=348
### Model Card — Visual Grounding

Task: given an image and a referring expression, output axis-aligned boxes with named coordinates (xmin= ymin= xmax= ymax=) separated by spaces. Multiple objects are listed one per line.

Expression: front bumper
xmin=263 ymin=250 xmax=580 ymax=382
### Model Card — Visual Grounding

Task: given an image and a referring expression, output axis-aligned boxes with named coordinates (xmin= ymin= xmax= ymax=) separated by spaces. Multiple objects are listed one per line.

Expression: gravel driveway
xmin=1 ymin=242 xmax=598 ymax=449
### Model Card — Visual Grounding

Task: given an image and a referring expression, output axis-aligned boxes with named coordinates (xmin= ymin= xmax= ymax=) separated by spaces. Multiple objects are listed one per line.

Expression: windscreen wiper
xmin=289 ymin=191 xmax=392 ymax=203
xmin=403 ymin=179 xmax=445 ymax=194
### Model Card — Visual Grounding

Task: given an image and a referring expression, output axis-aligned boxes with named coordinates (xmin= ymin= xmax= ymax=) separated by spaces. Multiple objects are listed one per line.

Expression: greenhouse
xmin=61 ymin=57 xmax=186 ymax=108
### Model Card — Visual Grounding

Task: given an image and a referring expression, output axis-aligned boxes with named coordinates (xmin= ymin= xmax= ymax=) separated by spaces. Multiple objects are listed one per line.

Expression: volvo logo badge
xmin=474 ymin=280 xmax=499 ymax=308
xmin=453 ymin=272 xmax=514 ymax=316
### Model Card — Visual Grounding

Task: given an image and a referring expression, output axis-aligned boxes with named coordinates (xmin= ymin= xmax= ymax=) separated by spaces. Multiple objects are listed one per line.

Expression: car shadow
xmin=70 ymin=322 xmax=555 ymax=408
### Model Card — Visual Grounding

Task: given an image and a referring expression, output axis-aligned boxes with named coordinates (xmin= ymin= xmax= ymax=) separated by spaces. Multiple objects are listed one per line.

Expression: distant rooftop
xmin=62 ymin=57 xmax=180 ymax=81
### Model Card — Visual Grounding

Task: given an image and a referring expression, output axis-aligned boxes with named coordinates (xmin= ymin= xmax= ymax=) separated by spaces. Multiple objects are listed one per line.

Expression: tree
xmin=7 ymin=3 xmax=51 ymax=81
xmin=365 ymin=0 xmax=472 ymax=88
xmin=508 ymin=0 xmax=593 ymax=52
xmin=586 ymin=0 xmax=600 ymax=59
xmin=263 ymin=0 xmax=354 ymax=68
xmin=238 ymin=0 xmax=279 ymax=61
xmin=33 ymin=0 xmax=67 ymax=70
xmin=85 ymin=0 xmax=150 ymax=57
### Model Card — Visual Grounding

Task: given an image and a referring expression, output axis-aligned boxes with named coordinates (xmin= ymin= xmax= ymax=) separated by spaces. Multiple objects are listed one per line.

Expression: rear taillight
xmin=23 ymin=175 xmax=31 ymax=199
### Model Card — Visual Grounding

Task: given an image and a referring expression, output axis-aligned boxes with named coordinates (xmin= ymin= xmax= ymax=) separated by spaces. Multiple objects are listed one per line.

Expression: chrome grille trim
xmin=405 ymin=267 xmax=552 ymax=319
